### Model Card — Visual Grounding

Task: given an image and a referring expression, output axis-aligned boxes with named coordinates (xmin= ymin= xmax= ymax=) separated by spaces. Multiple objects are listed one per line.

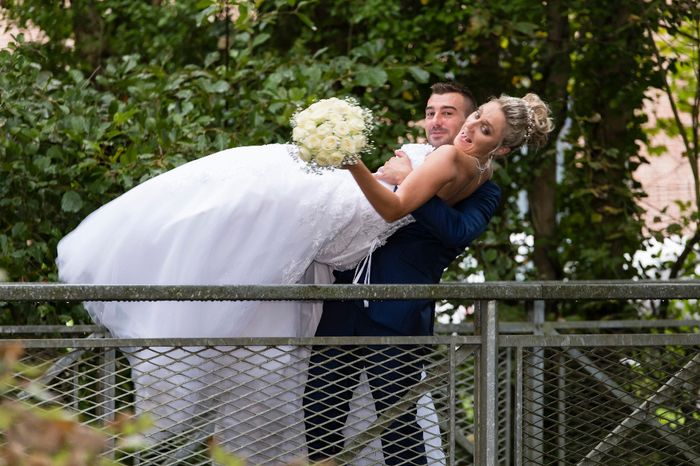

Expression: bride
xmin=57 ymin=93 xmax=552 ymax=464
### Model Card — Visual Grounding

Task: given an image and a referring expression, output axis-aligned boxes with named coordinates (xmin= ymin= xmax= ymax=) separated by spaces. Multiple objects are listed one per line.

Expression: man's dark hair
xmin=430 ymin=81 xmax=477 ymax=114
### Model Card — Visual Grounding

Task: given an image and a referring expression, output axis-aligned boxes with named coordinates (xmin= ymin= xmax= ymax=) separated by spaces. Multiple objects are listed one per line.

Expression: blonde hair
xmin=493 ymin=93 xmax=554 ymax=151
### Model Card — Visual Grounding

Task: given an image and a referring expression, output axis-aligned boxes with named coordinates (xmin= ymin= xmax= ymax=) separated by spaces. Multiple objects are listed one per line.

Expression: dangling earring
xmin=475 ymin=156 xmax=492 ymax=184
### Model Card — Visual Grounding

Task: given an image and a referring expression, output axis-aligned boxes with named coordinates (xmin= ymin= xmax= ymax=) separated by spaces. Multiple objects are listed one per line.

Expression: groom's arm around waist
xmin=410 ymin=180 xmax=501 ymax=249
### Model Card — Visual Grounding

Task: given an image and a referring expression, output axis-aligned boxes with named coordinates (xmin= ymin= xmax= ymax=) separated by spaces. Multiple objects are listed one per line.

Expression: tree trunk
xmin=72 ymin=0 xmax=105 ymax=71
xmin=528 ymin=0 xmax=570 ymax=280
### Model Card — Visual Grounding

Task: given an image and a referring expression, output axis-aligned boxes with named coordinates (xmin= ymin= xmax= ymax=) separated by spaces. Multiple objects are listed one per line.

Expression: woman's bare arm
xmin=347 ymin=145 xmax=472 ymax=222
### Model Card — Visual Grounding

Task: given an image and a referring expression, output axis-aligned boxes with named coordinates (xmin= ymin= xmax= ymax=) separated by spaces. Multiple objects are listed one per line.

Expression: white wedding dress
xmin=57 ymin=143 xmax=445 ymax=465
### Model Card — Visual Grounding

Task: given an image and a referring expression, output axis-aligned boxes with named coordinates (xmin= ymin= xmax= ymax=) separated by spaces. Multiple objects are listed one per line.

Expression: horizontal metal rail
xmin=0 ymin=335 xmax=482 ymax=348
xmin=501 ymin=333 xmax=700 ymax=347
xmin=438 ymin=319 xmax=700 ymax=334
xmin=0 ymin=325 xmax=104 ymax=334
xmin=2 ymin=320 xmax=698 ymax=336
xmin=9 ymin=330 xmax=696 ymax=349
xmin=2 ymin=280 xmax=700 ymax=301
xmin=544 ymin=319 xmax=700 ymax=329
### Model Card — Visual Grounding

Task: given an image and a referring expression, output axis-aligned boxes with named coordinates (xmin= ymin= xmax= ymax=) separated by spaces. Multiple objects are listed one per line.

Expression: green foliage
xmin=0 ymin=342 xmax=143 ymax=465
xmin=558 ymin=1 xmax=656 ymax=284
xmin=641 ymin=7 xmax=700 ymax=291
xmin=655 ymin=406 xmax=686 ymax=430
xmin=1 ymin=0 xmax=220 ymax=71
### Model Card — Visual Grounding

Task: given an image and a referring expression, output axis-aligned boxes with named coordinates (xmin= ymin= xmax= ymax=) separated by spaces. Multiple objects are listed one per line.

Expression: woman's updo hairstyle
xmin=493 ymin=93 xmax=554 ymax=152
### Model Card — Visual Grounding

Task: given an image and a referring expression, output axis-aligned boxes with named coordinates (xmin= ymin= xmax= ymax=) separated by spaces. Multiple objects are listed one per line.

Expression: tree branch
xmin=669 ymin=230 xmax=700 ymax=279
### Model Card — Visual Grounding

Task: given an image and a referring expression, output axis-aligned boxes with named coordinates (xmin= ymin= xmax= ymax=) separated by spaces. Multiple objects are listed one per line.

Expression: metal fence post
xmin=474 ymin=300 xmax=498 ymax=465
xmin=515 ymin=346 xmax=523 ymax=466
xmin=524 ymin=300 xmax=545 ymax=465
xmin=449 ymin=339 xmax=457 ymax=465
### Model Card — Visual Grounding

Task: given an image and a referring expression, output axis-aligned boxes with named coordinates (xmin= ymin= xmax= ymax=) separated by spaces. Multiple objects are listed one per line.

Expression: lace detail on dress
xmin=281 ymin=143 xmax=431 ymax=277
xmin=279 ymin=164 xmax=398 ymax=281
xmin=317 ymin=214 xmax=415 ymax=272
xmin=378 ymin=215 xmax=414 ymax=242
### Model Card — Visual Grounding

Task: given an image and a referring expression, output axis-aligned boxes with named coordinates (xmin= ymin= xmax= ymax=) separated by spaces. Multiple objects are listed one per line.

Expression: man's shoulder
xmin=450 ymin=179 xmax=501 ymax=212
xmin=475 ymin=179 xmax=502 ymax=201
xmin=480 ymin=179 xmax=501 ymax=194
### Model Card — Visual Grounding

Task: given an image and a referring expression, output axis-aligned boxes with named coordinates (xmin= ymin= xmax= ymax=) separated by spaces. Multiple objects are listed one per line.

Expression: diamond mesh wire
xmin=452 ymin=346 xmax=512 ymax=465
xmin=520 ymin=345 xmax=700 ymax=466
xmin=4 ymin=331 xmax=699 ymax=465
xmin=3 ymin=341 xmax=461 ymax=466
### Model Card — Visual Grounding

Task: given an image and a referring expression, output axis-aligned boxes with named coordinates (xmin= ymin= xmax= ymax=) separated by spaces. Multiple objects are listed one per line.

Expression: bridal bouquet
xmin=291 ymin=97 xmax=374 ymax=169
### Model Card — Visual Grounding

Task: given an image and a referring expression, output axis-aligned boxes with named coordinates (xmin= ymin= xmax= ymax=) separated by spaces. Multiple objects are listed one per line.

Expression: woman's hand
xmin=375 ymin=151 xmax=413 ymax=185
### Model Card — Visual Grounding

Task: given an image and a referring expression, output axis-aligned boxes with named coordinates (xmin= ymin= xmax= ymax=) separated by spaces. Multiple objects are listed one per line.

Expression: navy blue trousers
xmin=303 ymin=342 xmax=427 ymax=465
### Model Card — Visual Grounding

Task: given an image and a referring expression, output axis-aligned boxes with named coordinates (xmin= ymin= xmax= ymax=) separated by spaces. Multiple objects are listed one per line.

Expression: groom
xmin=303 ymin=82 xmax=502 ymax=464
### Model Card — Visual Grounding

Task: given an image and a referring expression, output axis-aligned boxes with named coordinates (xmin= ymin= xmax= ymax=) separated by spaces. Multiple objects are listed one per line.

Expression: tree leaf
xmin=61 ymin=191 xmax=83 ymax=213
xmin=355 ymin=66 xmax=388 ymax=87
xmin=210 ymin=80 xmax=231 ymax=93
xmin=252 ymin=33 xmax=270 ymax=48
xmin=296 ymin=12 xmax=317 ymax=31
xmin=408 ymin=66 xmax=430 ymax=83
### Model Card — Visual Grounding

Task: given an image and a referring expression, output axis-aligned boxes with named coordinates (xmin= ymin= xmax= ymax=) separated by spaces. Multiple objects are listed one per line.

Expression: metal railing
xmin=1 ymin=281 xmax=699 ymax=465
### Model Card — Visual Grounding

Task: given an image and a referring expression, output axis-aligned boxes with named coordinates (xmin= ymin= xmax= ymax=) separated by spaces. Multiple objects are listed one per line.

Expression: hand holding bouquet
xmin=291 ymin=97 xmax=374 ymax=169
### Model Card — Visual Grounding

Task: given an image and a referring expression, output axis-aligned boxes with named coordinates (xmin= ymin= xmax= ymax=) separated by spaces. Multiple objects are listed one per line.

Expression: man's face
xmin=424 ymin=92 xmax=474 ymax=147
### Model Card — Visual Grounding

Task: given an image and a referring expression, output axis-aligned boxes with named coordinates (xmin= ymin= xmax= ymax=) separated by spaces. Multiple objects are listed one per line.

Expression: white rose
xmin=334 ymin=122 xmax=350 ymax=136
xmin=307 ymin=101 xmax=323 ymax=112
xmin=299 ymin=118 xmax=317 ymax=133
xmin=348 ymin=105 xmax=364 ymax=120
xmin=321 ymin=135 xmax=339 ymax=152
xmin=340 ymin=136 xmax=358 ymax=154
xmin=327 ymin=113 xmax=345 ymax=128
xmin=316 ymin=122 xmax=335 ymax=137
xmin=292 ymin=126 xmax=307 ymax=142
xmin=298 ymin=146 xmax=312 ymax=162
xmin=315 ymin=150 xmax=334 ymax=166
xmin=324 ymin=97 xmax=342 ymax=108
xmin=317 ymin=111 xmax=332 ymax=126
xmin=312 ymin=99 xmax=333 ymax=116
xmin=347 ymin=115 xmax=366 ymax=133
xmin=300 ymin=107 xmax=318 ymax=123
xmin=305 ymin=133 xmax=322 ymax=150
xmin=295 ymin=112 xmax=311 ymax=126
xmin=340 ymin=134 xmax=366 ymax=154
xmin=329 ymin=151 xmax=345 ymax=165
xmin=352 ymin=134 xmax=367 ymax=150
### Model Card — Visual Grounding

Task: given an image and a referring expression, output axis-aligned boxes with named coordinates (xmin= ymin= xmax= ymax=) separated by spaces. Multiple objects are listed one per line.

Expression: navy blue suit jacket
xmin=315 ymin=180 xmax=501 ymax=337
